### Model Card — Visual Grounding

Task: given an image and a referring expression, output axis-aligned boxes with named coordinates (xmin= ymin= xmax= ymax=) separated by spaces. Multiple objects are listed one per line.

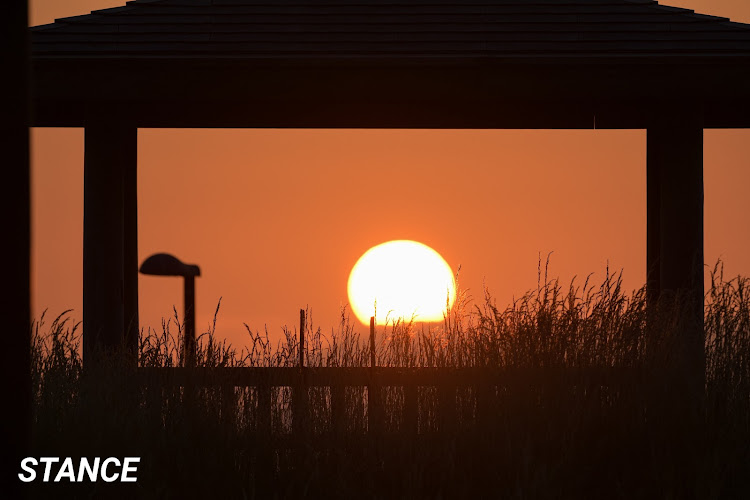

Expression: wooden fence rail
xmin=136 ymin=312 xmax=641 ymax=438
xmin=135 ymin=365 xmax=639 ymax=437
xmin=136 ymin=365 xmax=635 ymax=387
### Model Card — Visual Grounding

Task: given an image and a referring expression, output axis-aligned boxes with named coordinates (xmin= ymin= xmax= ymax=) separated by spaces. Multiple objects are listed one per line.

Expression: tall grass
xmin=28 ymin=263 xmax=750 ymax=498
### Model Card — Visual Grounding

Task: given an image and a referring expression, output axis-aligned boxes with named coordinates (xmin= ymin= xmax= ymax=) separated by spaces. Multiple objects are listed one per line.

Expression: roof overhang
xmin=30 ymin=0 xmax=750 ymax=129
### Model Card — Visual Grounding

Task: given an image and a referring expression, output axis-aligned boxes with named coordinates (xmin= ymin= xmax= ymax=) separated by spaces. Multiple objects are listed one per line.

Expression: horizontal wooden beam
xmin=30 ymin=59 xmax=750 ymax=128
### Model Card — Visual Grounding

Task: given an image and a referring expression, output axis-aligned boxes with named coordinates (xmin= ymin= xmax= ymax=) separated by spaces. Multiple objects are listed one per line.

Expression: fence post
xmin=255 ymin=378 xmax=273 ymax=493
xmin=439 ymin=379 xmax=457 ymax=433
xmin=221 ymin=384 xmax=236 ymax=428
xmin=331 ymin=382 xmax=345 ymax=436
xmin=257 ymin=381 xmax=272 ymax=436
xmin=368 ymin=317 xmax=381 ymax=436
xmin=476 ymin=382 xmax=496 ymax=433
xmin=145 ymin=370 xmax=162 ymax=424
xmin=299 ymin=309 xmax=305 ymax=369
xmin=404 ymin=383 xmax=418 ymax=435
xmin=293 ymin=309 xmax=308 ymax=439
xmin=370 ymin=316 xmax=376 ymax=369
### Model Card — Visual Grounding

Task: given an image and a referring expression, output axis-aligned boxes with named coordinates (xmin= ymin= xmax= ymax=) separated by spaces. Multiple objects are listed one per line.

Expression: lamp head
xmin=139 ymin=253 xmax=201 ymax=277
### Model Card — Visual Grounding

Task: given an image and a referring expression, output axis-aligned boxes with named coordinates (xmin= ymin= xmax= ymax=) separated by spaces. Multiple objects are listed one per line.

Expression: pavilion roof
xmin=31 ymin=0 xmax=750 ymax=62
xmin=29 ymin=1 xmax=750 ymax=129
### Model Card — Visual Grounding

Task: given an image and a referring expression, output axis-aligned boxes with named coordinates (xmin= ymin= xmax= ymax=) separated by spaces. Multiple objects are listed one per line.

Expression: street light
xmin=139 ymin=253 xmax=201 ymax=367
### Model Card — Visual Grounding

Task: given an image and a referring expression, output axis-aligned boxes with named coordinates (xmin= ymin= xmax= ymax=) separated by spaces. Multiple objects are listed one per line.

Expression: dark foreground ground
xmin=24 ymin=271 xmax=750 ymax=498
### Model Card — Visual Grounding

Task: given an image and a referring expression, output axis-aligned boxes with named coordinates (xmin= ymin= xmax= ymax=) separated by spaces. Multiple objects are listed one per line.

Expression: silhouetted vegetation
xmin=28 ymin=262 xmax=750 ymax=498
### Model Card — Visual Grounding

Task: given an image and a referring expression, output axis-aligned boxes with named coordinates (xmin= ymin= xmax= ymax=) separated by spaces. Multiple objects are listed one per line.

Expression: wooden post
xmin=299 ymin=309 xmax=305 ymax=369
xmin=83 ymin=122 xmax=136 ymax=364
xmin=182 ymin=275 xmax=197 ymax=409
xmin=293 ymin=309 xmax=308 ymax=438
xmin=257 ymin=382 xmax=272 ymax=436
xmin=647 ymin=110 xmax=705 ymax=399
xmin=184 ymin=275 xmax=196 ymax=367
xmin=256 ymin=380 xmax=273 ymax=492
xmin=146 ymin=372 xmax=162 ymax=423
xmin=370 ymin=316 xmax=376 ymax=368
xmin=123 ymin=140 xmax=139 ymax=362
xmin=3 ymin=0 xmax=31 ymax=491
xmin=646 ymin=132 xmax=661 ymax=308
xmin=475 ymin=383 xmax=495 ymax=433
xmin=368 ymin=317 xmax=381 ymax=435
xmin=330 ymin=317 xmax=345 ymax=434
xmin=222 ymin=385 xmax=236 ymax=428
xmin=404 ymin=384 xmax=418 ymax=435
xmin=331 ymin=384 xmax=345 ymax=435
xmin=439 ymin=382 xmax=457 ymax=433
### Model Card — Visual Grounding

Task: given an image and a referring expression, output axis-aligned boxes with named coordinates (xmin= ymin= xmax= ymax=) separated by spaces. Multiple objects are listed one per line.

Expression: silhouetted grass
xmin=28 ymin=262 xmax=750 ymax=498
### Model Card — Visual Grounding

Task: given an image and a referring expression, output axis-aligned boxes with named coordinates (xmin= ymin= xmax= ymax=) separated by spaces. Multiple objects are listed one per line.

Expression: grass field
xmin=28 ymin=263 xmax=750 ymax=498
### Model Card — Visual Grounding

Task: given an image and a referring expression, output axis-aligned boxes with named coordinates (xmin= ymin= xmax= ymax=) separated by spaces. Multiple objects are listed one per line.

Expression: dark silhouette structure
xmin=30 ymin=0 xmax=750 ymax=386
xmin=140 ymin=253 xmax=201 ymax=366
xmin=4 ymin=0 xmax=31 ymax=492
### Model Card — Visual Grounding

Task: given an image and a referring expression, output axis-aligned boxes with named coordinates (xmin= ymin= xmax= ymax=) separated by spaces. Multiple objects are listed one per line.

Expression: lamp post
xmin=139 ymin=253 xmax=201 ymax=367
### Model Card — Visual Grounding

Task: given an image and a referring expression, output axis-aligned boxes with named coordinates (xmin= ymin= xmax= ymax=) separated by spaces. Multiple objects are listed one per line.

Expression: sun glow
xmin=347 ymin=240 xmax=456 ymax=325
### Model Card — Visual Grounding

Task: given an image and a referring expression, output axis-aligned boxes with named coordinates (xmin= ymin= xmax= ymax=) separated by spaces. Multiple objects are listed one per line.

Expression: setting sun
xmin=347 ymin=240 xmax=456 ymax=325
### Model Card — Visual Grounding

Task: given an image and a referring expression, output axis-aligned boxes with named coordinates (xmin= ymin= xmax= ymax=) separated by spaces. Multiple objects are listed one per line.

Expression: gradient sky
xmin=30 ymin=1 xmax=750 ymax=347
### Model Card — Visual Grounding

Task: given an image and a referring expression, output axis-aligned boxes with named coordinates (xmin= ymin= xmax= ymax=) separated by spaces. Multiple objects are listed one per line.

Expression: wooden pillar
xmin=646 ymin=131 xmax=662 ymax=307
xmin=3 ymin=0 xmax=31 ymax=492
xmin=647 ymin=111 xmax=705 ymax=388
xmin=83 ymin=122 xmax=137 ymax=364
xmin=123 ymin=135 xmax=139 ymax=360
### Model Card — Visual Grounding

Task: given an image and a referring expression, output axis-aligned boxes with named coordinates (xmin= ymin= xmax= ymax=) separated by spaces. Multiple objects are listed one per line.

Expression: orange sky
xmin=30 ymin=1 xmax=750 ymax=347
